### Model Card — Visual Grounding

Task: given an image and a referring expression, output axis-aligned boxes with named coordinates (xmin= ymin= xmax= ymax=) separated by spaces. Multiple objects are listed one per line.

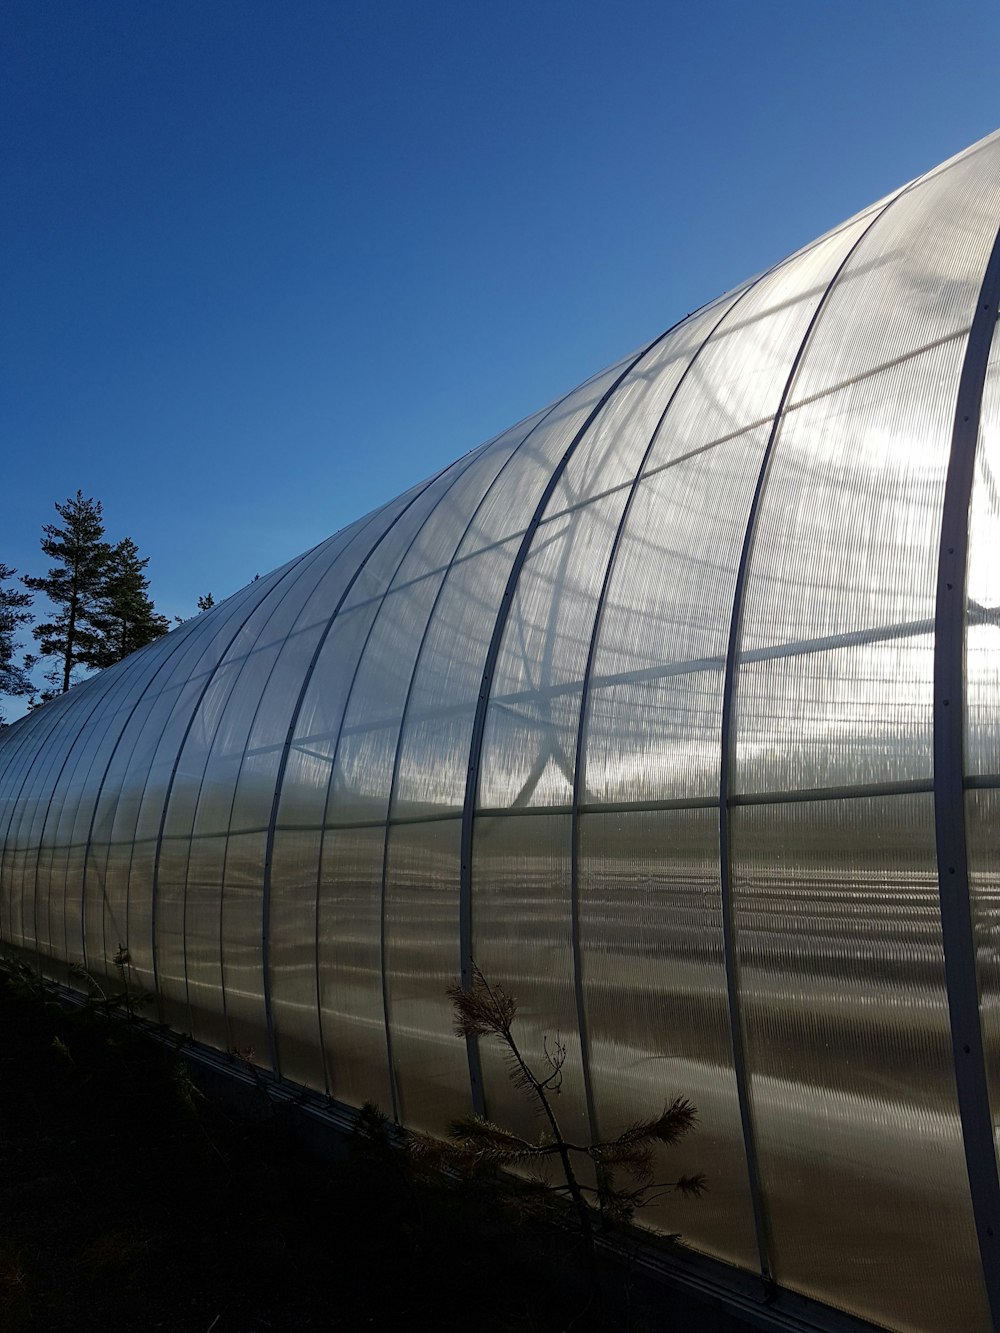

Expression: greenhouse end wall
xmin=5 ymin=131 xmax=1000 ymax=1333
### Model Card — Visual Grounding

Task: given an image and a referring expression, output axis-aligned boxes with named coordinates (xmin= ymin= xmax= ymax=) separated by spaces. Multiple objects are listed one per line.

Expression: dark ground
xmin=0 ymin=969 xmax=756 ymax=1333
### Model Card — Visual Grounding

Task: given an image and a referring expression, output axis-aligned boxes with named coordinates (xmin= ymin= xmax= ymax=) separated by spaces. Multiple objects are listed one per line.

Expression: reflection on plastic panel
xmin=219 ymin=829 xmax=269 ymax=1059
xmin=383 ymin=817 xmax=469 ymax=1134
xmin=548 ymin=292 xmax=744 ymax=511
xmin=736 ymin=340 xmax=965 ymax=794
xmin=323 ymin=421 xmax=534 ymax=827
xmin=788 ymin=136 xmax=1000 ymax=405
xmin=479 ymin=494 xmax=625 ymax=810
xmin=966 ymin=321 xmax=1000 ymax=778
xmin=731 ymin=794 xmax=987 ymax=1330
xmin=392 ymin=356 xmax=646 ymax=820
xmin=268 ymin=824 xmax=325 ymax=1089
xmin=584 ymin=428 xmax=770 ymax=804
xmin=393 ymin=535 xmax=521 ymax=818
xmin=578 ymin=807 xmax=757 ymax=1268
xmin=471 ymin=813 xmax=588 ymax=1144
xmin=642 ymin=212 xmax=875 ymax=479
xmin=317 ymin=824 xmax=393 ymax=1111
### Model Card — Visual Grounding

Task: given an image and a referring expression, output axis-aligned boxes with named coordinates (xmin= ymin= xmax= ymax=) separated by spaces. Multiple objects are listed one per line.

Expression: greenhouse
xmin=4 ymin=130 xmax=1000 ymax=1333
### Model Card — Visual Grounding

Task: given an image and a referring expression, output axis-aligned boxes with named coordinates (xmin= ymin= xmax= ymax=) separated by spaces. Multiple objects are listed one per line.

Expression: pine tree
xmin=0 ymin=564 xmax=34 ymax=724
xmin=196 ymin=592 xmax=215 ymax=612
xmin=23 ymin=491 xmax=113 ymax=693
xmin=94 ymin=537 xmax=170 ymax=667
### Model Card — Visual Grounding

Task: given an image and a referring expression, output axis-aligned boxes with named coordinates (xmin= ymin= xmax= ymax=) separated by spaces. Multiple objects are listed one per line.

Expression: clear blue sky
xmin=4 ymin=0 xmax=1000 ymax=717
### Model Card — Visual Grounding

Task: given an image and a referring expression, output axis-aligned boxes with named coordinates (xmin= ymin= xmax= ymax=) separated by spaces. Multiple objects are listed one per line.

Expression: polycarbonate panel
xmin=732 ymin=794 xmax=986 ymax=1330
xmin=393 ymin=535 xmax=521 ymax=817
xmin=383 ymin=817 xmax=468 ymax=1133
xmin=582 ymin=210 xmax=876 ymax=809
xmin=643 ymin=209 xmax=876 ymax=478
xmin=393 ymin=354 xmax=641 ymax=819
xmin=967 ymin=787 xmax=1000 ymax=1172
xmin=330 ymin=419 xmax=543 ymax=826
xmin=789 ymin=134 xmax=1000 ymax=404
xmin=966 ymin=319 xmax=1000 ymax=778
xmin=317 ymin=824 xmax=392 ymax=1112
xmin=547 ymin=290 xmax=744 ymax=510
xmin=578 ymin=807 xmax=756 ymax=1268
xmin=268 ymin=824 xmax=324 ymax=1089
xmin=184 ymin=831 xmax=229 ymax=1049
xmin=583 ymin=426 xmax=770 ymax=804
xmin=735 ymin=339 xmax=964 ymax=794
xmin=219 ymin=829 xmax=269 ymax=1059
xmin=0 ymin=704 xmax=70 ymax=949
xmin=478 ymin=493 xmax=624 ymax=810
xmin=471 ymin=813 xmax=588 ymax=1144
xmin=281 ymin=429 xmax=521 ymax=831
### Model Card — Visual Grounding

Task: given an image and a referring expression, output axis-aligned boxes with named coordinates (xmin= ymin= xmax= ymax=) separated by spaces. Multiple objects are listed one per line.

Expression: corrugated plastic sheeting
xmin=578 ymin=806 xmax=758 ymax=1270
xmin=731 ymin=794 xmax=987 ymax=1332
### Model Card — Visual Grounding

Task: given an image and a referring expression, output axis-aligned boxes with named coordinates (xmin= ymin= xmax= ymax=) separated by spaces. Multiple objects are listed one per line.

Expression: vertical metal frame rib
xmin=304 ymin=441 xmax=504 ymax=1097
xmin=25 ymin=670 xmax=132 ymax=971
xmin=259 ymin=475 xmax=446 ymax=1073
xmin=458 ymin=326 xmax=678 ymax=1115
xmin=934 ymin=223 xmax=1000 ymax=1327
xmin=149 ymin=551 xmax=318 ymax=1010
xmin=376 ymin=396 xmax=573 ymax=1123
xmin=566 ymin=275 xmax=773 ymax=1186
xmin=716 ymin=193 xmax=905 ymax=1283
xmin=77 ymin=617 xmax=211 ymax=971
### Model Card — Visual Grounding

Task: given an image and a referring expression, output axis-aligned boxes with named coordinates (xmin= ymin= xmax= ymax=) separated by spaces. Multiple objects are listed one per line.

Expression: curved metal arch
xmin=298 ymin=435 xmax=528 ymax=1096
xmin=564 ymin=270 xmax=775 ymax=1265
xmin=934 ymin=222 xmax=1000 ymax=1327
xmin=258 ymin=470 xmax=456 ymax=1071
xmin=458 ymin=320 xmax=695 ymax=1115
xmin=715 ymin=176 xmax=927 ymax=1284
xmin=149 ymin=544 xmax=336 ymax=1010
xmin=375 ymin=390 xmax=581 ymax=1122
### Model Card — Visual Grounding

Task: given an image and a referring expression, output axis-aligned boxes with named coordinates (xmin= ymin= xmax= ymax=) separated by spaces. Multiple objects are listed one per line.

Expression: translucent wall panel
xmin=326 ymin=425 xmax=538 ymax=829
xmin=393 ymin=356 xmax=636 ymax=820
xmin=582 ymin=210 xmax=875 ymax=809
xmin=0 ymin=700 xmax=75 ymax=950
xmin=547 ymin=291 xmax=744 ymax=509
xmin=578 ymin=807 xmax=757 ymax=1269
xmin=583 ymin=428 xmax=768 ymax=804
xmin=268 ymin=450 xmax=503 ymax=1081
xmin=479 ymin=494 xmax=625 ymax=811
xmin=383 ymin=817 xmax=468 ymax=1133
xmin=735 ymin=340 xmax=963 ymax=794
xmin=471 ymin=813 xmax=588 ymax=1144
xmin=788 ymin=139 xmax=1000 ymax=405
xmin=318 ymin=824 xmax=392 ymax=1111
xmin=732 ymin=794 xmax=986 ymax=1331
